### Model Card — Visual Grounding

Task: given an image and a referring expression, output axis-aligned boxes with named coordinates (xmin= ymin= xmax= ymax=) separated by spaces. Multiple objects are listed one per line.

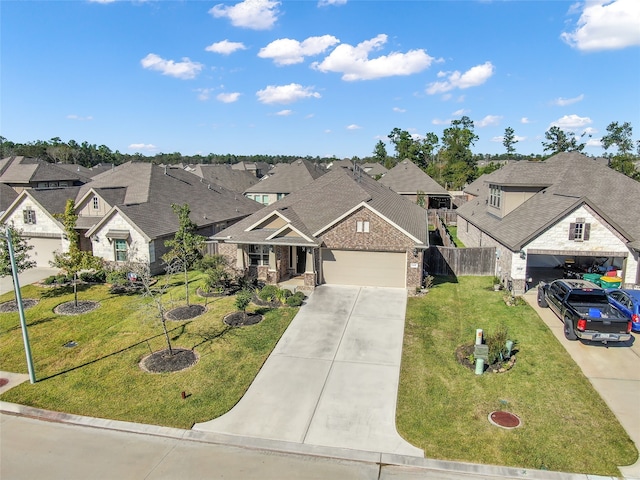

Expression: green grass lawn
xmin=446 ymin=226 xmax=465 ymax=247
xmin=397 ymin=276 xmax=637 ymax=476
xmin=0 ymin=273 xmax=295 ymax=428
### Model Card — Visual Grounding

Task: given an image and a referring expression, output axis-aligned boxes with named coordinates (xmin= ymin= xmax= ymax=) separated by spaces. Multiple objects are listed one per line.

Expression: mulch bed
xmin=54 ymin=301 xmax=100 ymax=316
xmin=139 ymin=348 xmax=199 ymax=373
xmin=165 ymin=304 xmax=206 ymax=321
xmin=223 ymin=311 xmax=264 ymax=327
xmin=0 ymin=299 xmax=39 ymax=313
xmin=455 ymin=343 xmax=517 ymax=374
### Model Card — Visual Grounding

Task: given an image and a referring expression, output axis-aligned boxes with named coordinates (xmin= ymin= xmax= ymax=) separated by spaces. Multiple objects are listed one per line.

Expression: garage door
xmin=26 ymin=237 xmax=62 ymax=267
xmin=321 ymin=249 xmax=406 ymax=288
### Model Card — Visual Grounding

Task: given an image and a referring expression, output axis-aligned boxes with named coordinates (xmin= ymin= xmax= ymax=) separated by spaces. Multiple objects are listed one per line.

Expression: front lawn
xmin=0 ymin=274 xmax=295 ymax=428
xmin=397 ymin=276 xmax=637 ymax=476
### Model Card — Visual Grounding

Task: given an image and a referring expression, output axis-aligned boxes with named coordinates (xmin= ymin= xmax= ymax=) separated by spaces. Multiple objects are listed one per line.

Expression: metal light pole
xmin=4 ymin=227 xmax=36 ymax=383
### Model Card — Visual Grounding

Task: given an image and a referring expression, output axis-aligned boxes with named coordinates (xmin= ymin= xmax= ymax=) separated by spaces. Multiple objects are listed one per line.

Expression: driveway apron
xmin=193 ymin=285 xmax=423 ymax=457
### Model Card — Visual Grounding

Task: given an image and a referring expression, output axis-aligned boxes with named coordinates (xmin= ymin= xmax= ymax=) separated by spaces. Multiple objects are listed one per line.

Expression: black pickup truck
xmin=537 ymin=279 xmax=632 ymax=343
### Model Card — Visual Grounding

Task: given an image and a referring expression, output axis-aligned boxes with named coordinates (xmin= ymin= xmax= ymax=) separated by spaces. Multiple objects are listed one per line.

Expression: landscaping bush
xmin=106 ymin=269 xmax=128 ymax=286
xmin=286 ymin=291 xmax=305 ymax=307
xmin=79 ymin=270 xmax=106 ymax=284
xmin=484 ymin=324 xmax=512 ymax=364
xmin=258 ymin=285 xmax=280 ymax=302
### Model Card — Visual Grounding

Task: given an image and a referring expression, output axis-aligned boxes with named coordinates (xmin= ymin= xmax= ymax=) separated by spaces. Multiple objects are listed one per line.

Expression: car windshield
xmin=568 ymin=292 xmax=609 ymax=305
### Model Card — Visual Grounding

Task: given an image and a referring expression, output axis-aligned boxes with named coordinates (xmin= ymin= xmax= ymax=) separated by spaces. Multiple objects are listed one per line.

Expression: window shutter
xmin=583 ymin=223 xmax=590 ymax=241
xmin=32 ymin=211 xmax=36 ymax=224
xmin=23 ymin=210 xmax=28 ymax=223
xmin=568 ymin=223 xmax=576 ymax=240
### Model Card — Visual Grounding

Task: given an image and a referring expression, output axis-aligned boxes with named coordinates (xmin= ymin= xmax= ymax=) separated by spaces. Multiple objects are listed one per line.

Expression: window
xmin=277 ymin=193 xmax=286 ymax=200
xmin=23 ymin=208 xmax=36 ymax=225
xmin=261 ymin=195 xmax=270 ymax=205
xmin=149 ymin=242 xmax=156 ymax=263
xmin=114 ymin=239 xmax=128 ymax=262
xmin=248 ymin=244 xmax=269 ymax=266
xmin=356 ymin=220 xmax=370 ymax=233
xmin=569 ymin=218 xmax=590 ymax=242
xmin=92 ymin=197 xmax=99 ymax=209
xmin=489 ymin=185 xmax=501 ymax=208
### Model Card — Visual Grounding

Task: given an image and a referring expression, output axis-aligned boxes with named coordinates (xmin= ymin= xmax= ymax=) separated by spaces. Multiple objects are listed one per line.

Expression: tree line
xmin=1 ymin=119 xmax=637 ymax=190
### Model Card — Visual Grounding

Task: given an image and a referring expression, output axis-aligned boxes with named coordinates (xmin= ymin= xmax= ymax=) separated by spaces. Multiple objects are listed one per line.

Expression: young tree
xmin=51 ymin=199 xmax=103 ymax=306
xmin=163 ymin=204 xmax=205 ymax=307
xmin=235 ymin=289 xmax=252 ymax=323
xmin=0 ymin=224 xmax=36 ymax=278
xmin=503 ymin=127 xmax=517 ymax=155
xmin=542 ymin=126 xmax=585 ymax=154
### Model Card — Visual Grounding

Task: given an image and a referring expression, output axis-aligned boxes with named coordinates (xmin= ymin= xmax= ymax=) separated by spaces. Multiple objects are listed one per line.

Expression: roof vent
xmin=208 ymin=184 xmax=211 ymax=189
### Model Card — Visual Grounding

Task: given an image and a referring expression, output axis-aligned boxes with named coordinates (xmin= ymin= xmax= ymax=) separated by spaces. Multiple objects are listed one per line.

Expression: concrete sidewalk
xmin=194 ymin=285 xmax=422 ymax=457
xmin=524 ymin=290 xmax=640 ymax=480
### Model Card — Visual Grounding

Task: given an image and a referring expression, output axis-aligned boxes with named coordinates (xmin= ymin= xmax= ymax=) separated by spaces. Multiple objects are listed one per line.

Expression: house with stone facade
xmin=212 ymin=167 xmax=429 ymax=292
xmin=1 ymin=162 xmax=262 ymax=272
xmin=456 ymin=152 xmax=640 ymax=294
xmin=243 ymin=159 xmax=326 ymax=206
xmin=379 ymin=160 xmax=451 ymax=208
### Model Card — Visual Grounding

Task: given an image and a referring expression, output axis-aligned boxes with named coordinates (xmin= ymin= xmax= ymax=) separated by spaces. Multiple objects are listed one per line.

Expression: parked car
xmin=605 ymin=289 xmax=640 ymax=333
xmin=537 ymin=279 xmax=632 ymax=343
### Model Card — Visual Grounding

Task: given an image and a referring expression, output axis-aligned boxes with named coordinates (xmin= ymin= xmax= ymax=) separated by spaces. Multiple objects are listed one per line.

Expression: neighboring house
xmin=360 ymin=162 xmax=388 ymax=178
xmin=0 ymin=183 xmax=19 ymax=216
xmin=378 ymin=160 xmax=451 ymax=208
xmin=231 ymin=161 xmax=271 ymax=178
xmin=456 ymin=152 xmax=640 ymax=294
xmin=191 ymin=164 xmax=259 ymax=194
xmin=326 ymin=159 xmax=355 ymax=171
xmin=0 ymin=187 xmax=80 ymax=266
xmin=0 ymin=156 xmax=90 ymax=192
xmin=0 ymin=162 xmax=262 ymax=273
xmin=243 ymin=159 xmax=326 ymax=206
xmin=212 ymin=168 xmax=429 ymax=292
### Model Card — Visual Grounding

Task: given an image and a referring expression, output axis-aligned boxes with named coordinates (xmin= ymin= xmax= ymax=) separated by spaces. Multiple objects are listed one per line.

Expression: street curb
xmin=0 ymin=401 xmax=618 ymax=480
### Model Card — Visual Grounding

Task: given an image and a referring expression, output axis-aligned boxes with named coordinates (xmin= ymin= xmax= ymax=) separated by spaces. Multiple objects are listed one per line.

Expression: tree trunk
xmin=184 ymin=265 xmax=190 ymax=307
xmin=73 ymin=272 xmax=78 ymax=307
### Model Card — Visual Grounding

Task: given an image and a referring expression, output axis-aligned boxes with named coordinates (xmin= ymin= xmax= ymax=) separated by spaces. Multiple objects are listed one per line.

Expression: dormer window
xmin=356 ymin=220 xmax=370 ymax=233
xmin=23 ymin=208 xmax=36 ymax=225
xmin=489 ymin=185 xmax=501 ymax=208
xmin=92 ymin=197 xmax=99 ymax=209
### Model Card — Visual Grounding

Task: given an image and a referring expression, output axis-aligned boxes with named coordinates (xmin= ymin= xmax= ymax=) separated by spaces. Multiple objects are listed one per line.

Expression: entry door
xmin=296 ymin=247 xmax=306 ymax=274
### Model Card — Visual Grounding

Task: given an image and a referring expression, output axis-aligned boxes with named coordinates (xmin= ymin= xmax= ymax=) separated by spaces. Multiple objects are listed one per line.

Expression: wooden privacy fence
xmin=428 ymin=209 xmax=457 ymax=226
xmin=427 ymin=246 xmax=496 ymax=276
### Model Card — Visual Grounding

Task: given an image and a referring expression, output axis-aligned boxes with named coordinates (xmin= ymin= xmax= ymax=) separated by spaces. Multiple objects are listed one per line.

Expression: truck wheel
xmin=564 ymin=318 xmax=577 ymax=341
xmin=537 ymin=289 xmax=548 ymax=308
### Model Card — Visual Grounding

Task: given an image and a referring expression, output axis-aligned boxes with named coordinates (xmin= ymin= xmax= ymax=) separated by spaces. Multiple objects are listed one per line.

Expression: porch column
xmin=236 ymin=245 xmax=245 ymax=270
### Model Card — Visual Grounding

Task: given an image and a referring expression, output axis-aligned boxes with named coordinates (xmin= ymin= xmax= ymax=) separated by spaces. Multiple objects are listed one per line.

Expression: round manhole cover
xmin=0 ymin=378 xmax=9 ymax=387
xmin=489 ymin=411 xmax=521 ymax=429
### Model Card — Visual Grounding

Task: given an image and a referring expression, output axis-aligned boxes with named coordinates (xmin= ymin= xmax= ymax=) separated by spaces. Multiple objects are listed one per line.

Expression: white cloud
xmin=346 ymin=124 xmax=362 ymax=130
xmin=561 ymin=0 xmax=640 ymax=51
xmin=318 ymin=0 xmax=347 ymax=6
xmin=217 ymin=92 xmax=241 ymax=103
xmin=258 ymin=35 xmax=340 ymax=66
xmin=393 ymin=107 xmax=406 ymax=113
xmin=587 ymin=138 xmax=603 ymax=147
xmin=312 ymin=34 xmax=434 ymax=81
xmin=426 ymin=61 xmax=494 ymax=94
xmin=196 ymin=88 xmax=214 ymax=101
xmin=583 ymin=127 xmax=598 ymax=135
xmin=256 ymin=83 xmax=321 ymax=104
xmin=452 ymin=108 xmax=469 ymax=116
xmin=128 ymin=143 xmax=157 ymax=151
xmin=432 ymin=118 xmax=451 ymax=125
xmin=521 ymin=117 xmax=531 ymax=124
xmin=140 ymin=53 xmax=203 ymax=80
xmin=551 ymin=114 xmax=593 ymax=130
xmin=209 ymin=0 xmax=280 ymax=30
xmin=66 ymin=114 xmax=93 ymax=121
xmin=553 ymin=94 xmax=584 ymax=106
xmin=276 ymin=109 xmax=293 ymax=116
xmin=477 ymin=115 xmax=502 ymax=128
xmin=205 ymin=40 xmax=247 ymax=55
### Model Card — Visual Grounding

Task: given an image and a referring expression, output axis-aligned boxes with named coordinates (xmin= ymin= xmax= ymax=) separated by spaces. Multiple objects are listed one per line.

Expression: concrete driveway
xmin=0 ymin=267 xmax=59 ymax=296
xmin=194 ymin=285 xmax=423 ymax=457
xmin=524 ymin=290 xmax=640 ymax=479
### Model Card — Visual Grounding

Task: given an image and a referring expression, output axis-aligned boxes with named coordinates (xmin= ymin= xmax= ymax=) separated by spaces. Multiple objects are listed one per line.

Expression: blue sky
xmin=2 ymin=0 xmax=639 ymax=159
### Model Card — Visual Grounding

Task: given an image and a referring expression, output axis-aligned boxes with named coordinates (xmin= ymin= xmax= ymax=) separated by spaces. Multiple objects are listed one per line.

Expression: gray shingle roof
xmin=0 ymin=184 xmax=18 ymax=213
xmin=214 ymin=168 xmax=429 ymax=246
xmin=457 ymin=152 xmax=640 ymax=251
xmin=360 ymin=162 xmax=388 ymax=177
xmin=379 ymin=160 xmax=450 ymax=196
xmin=244 ymin=159 xmax=326 ymax=194
xmin=82 ymin=162 xmax=262 ymax=239
xmin=0 ymin=156 xmax=86 ymax=184
xmin=192 ymin=164 xmax=258 ymax=193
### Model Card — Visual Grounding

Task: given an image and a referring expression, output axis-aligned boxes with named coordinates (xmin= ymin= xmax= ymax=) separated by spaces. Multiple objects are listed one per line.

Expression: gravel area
xmin=0 ymin=299 xmax=39 ymax=313
xmin=139 ymin=348 xmax=199 ymax=373
xmin=54 ymin=301 xmax=100 ymax=316
xmin=165 ymin=304 xmax=206 ymax=321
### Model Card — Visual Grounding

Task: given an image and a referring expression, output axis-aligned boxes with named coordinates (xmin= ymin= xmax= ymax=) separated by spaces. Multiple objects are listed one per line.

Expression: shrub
xmin=235 ymin=289 xmax=252 ymax=313
xmin=42 ymin=275 xmax=58 ymax=285
xmin=276 ymin=288 xmax=292 ymax=302
xmin=106 ymin=269 xmax=128 ymax=286
xmin=286 ymin=291 xmax=306 ymax=307
xmin=484 ymin=324 xmax=511 ymax=364
xmin=79 ymin=270 xmax=106 ymax=283
xmin=258 ymin=285 xmax=280 ymax=302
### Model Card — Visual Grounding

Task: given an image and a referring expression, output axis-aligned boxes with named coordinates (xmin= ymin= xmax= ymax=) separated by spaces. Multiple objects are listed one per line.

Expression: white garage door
xmin=321 ymin=249 xmax=406 ymax=288
xmin=26 ymin=237 xmax=62 ymax=267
